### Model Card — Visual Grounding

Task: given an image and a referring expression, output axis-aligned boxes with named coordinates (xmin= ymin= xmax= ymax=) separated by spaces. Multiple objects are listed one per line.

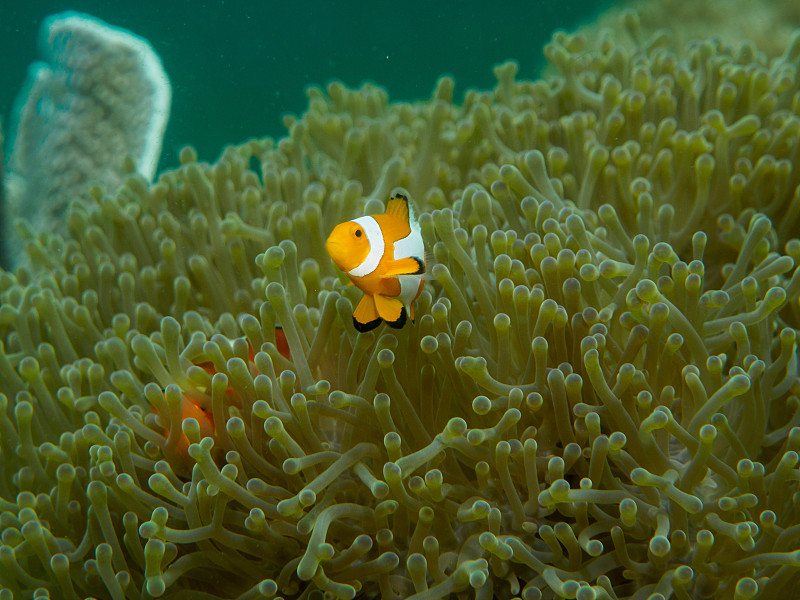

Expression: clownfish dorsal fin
xmin=385 ymin=193 xmax=410 ymax=223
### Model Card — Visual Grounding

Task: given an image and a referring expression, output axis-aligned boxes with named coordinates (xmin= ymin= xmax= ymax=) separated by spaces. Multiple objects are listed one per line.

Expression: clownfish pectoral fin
xmin=383 ymin=256 xmax=425 ymax=277
xmin=353 ymin=294 xmax=382 ymax=332
xmin=374 ymin=294 xmax=406 ymax=328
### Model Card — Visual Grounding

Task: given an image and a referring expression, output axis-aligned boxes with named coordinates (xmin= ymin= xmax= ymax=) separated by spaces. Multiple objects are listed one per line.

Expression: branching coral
xmin=2 ymin=15 xmax=800 ymax=600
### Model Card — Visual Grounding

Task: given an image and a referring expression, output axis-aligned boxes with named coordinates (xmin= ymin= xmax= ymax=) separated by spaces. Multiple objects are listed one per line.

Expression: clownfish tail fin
xmin=415 ymin=251 xmax=435 ymax=280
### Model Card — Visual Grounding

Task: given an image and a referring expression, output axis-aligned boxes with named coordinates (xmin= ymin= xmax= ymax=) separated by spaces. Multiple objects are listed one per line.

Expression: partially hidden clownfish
xmin=326 ymin=191 xmax=425 ymax=332
xmin=165 ymin=328 xmax=293 ymax=460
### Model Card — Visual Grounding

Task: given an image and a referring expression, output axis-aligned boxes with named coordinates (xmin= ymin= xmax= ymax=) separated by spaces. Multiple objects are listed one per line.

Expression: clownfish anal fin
xmin=374 ymin=294 xmax=405 ymax=324
xmin=385 ymin=193 xmax=410 ymax=221
xmin=386 ymin=305 xmax=408 ymax=329
xmin=383 ymin=256 xmax=424 ymax=277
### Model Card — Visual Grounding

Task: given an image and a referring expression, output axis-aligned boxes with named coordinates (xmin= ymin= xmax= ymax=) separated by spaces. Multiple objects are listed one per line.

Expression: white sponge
xmin=4 ymin=11 xmax=171 ymax=267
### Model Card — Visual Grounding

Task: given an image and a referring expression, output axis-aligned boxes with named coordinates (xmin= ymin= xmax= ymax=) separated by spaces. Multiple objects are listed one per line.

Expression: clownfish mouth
xmin=325 ymin=235 xmax=352 ymax=272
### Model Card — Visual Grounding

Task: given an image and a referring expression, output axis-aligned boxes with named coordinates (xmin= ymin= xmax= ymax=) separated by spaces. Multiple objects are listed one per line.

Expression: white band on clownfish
xmin=347 ymin=216 xmax=385 ymax=278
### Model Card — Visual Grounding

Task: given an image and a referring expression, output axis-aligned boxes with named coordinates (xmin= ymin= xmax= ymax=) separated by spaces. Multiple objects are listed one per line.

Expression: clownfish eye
xmin=354 ymin=228 xmax=363 ymax=238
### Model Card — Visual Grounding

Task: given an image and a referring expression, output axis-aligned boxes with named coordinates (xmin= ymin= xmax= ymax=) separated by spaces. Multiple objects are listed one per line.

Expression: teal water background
xmin=1 ymin=0 xmax=612 ymax=173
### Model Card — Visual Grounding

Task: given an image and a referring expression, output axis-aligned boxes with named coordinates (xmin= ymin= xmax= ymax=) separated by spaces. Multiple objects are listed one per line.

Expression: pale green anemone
xmin=2 ymin=14 xmax=800 ymax=600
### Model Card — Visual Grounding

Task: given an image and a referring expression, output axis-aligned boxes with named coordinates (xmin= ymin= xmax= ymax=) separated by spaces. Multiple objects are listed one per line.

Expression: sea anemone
xmin=2 ymin=15 xmax=800 ymax=600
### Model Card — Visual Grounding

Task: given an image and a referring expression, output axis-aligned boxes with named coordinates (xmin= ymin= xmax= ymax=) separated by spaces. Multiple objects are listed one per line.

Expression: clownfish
xmin=326 ymin=191 xmax=425 ymax=332
xmin=167 ymin=328 xmax=293 ymax=460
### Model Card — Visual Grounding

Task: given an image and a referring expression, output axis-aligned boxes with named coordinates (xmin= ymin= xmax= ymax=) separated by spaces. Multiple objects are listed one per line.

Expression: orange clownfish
xmin=326 ymin=191 xmax=425 ymax=332
xmin=167 ymin=328 xmax=293 ymax=460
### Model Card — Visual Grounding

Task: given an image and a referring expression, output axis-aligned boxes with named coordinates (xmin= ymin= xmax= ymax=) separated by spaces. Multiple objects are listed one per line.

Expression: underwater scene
xmin=2 ymin=0 xmax=800 ymax=598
